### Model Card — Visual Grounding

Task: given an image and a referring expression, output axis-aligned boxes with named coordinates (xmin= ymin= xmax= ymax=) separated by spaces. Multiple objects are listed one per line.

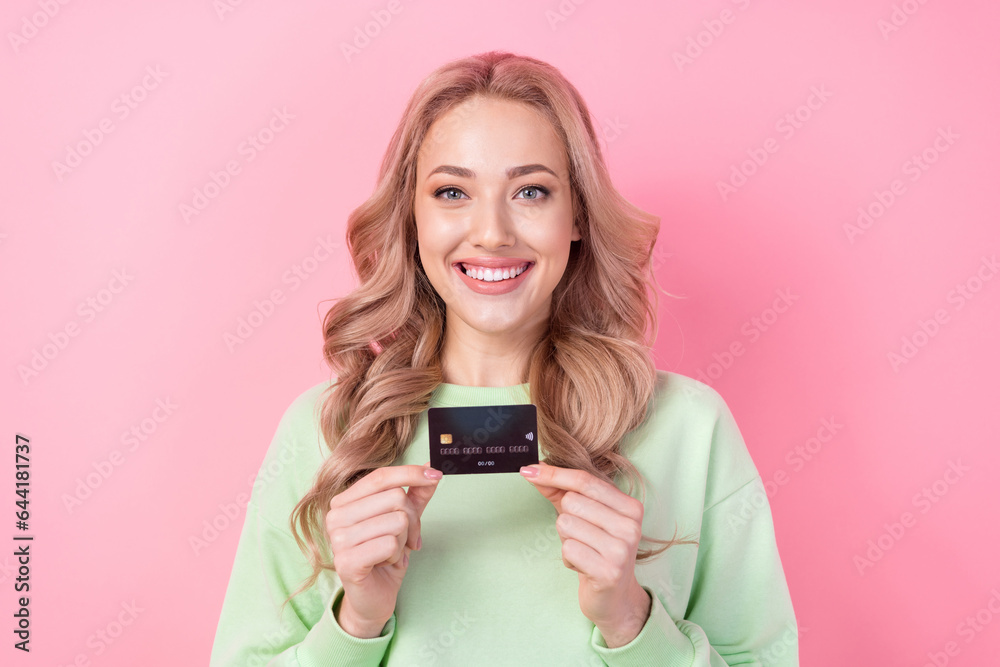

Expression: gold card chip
xmin=440 ymin=433 xmax=452 ymax=444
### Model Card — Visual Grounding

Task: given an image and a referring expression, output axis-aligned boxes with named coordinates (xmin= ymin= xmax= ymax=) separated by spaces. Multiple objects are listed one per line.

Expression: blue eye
xmin=434 ymin=187 xmax=466 ymax=201
xmin=432 ymin=185 xmax=551 ymax=201
xmin=517 ymin=185 xmax=550 ymax=200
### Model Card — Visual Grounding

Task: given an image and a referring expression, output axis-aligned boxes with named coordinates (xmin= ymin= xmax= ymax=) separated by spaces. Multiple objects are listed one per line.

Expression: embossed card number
xmin=428 ymin=404 xmax=539 ymax=474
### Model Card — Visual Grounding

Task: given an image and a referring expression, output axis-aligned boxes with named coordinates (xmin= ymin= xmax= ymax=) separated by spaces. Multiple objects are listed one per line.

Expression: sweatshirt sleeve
xmin=209 ymin=382 xmax=397 ymax=667
xmin=588 ymin=381 xmax=799 ymax=666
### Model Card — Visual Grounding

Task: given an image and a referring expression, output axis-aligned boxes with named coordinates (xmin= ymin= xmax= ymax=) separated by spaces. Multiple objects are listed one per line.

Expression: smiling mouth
xmin=457 ymin=262 xmax=533 ymax=282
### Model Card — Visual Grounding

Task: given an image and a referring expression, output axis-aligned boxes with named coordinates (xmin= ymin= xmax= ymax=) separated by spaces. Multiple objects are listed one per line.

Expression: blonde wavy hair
xmin=285 ymin=50 xmax=696 ymax=606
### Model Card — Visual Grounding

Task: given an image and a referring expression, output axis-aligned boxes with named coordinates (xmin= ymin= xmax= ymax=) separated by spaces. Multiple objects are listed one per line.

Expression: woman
xmin=211 ymin=51 xmax=798 ymax=666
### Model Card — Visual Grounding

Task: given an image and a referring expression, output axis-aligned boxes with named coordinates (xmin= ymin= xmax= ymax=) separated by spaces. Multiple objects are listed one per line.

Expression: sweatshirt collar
xmin=430 ymin=382 xmax=532 ymax=407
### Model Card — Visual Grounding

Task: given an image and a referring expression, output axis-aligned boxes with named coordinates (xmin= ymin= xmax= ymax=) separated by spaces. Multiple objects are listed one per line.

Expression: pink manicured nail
xmin=424 ymin=468 xmax=442 ymax=480
xmin=416 ymin=536 xmax=422 ymax=550
xmin=520 ymin=465 xmax=539 ymax=478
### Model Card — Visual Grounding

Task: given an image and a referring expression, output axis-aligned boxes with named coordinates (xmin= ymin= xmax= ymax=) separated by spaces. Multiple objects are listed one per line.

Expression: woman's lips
xmin=453 ymin=262 xmax=533 ymax=295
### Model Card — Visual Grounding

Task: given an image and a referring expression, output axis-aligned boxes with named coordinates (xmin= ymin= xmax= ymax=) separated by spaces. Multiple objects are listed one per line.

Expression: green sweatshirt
xmin=210 ymin=370 xmax=799 ymax=666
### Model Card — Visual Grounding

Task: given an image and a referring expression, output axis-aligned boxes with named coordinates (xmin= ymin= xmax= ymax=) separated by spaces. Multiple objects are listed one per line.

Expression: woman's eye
xmin=434 ymin=185 xmax=549 ymax=201
xmin=435 ymin=187 xmax=465 ymax=201
xmin=517 ymin=185 xmax=550 ymax=200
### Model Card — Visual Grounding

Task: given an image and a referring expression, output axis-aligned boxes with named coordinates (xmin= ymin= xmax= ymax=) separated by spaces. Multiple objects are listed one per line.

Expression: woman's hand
xmin=520 ymin=461 xmax=651 ymax=648
xmin=325 ymin=462 xmax=442 ymax=638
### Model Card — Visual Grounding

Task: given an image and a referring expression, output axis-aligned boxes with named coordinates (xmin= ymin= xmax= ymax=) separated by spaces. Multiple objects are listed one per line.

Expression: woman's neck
xmin=439 ymin=323 xmax=543 ymax=387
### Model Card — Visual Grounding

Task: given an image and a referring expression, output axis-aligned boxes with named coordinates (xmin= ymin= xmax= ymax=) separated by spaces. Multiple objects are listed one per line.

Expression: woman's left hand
xmin=520 ymin=461 xmax=652 ymax=648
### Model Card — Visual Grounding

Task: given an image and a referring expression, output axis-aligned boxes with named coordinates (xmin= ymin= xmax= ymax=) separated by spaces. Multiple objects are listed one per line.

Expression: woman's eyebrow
xmin=426 ymin=163 xmax=558 ymax=180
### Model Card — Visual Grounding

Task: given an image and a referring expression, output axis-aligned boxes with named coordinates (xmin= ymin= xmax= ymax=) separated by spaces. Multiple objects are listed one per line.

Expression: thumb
xmin=406 ymin=478 xmax=439 ymax=517
xmin=521 ymin=464 xmax=564 ymax=513
xmin=527 ymin=482 xmax=564 ymax=513
xmin=404 ymin=462 xmax=441 ymax=548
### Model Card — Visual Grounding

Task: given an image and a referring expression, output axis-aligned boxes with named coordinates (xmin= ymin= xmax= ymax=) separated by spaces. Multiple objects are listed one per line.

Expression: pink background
xmin=3 ymin=1 xmax=998 ymax=665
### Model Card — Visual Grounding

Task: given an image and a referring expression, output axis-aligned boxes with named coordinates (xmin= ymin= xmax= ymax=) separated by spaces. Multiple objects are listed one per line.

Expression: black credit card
xmin=428 ymin=404 xmax=539 ymax=474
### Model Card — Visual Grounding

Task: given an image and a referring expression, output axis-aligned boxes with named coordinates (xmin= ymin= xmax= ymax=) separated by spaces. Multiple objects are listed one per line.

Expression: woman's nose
xmin=467 ymin=198 xmax=515 ymax=249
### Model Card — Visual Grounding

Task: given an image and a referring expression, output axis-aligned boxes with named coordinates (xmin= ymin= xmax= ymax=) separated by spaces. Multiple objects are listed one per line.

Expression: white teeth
xmin=463 ymin=263 xmax=528 ymax=282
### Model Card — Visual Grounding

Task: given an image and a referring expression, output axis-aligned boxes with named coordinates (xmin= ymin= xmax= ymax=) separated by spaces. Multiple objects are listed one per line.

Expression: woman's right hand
xmin=325 ymin=462 xmax=442 ymax=638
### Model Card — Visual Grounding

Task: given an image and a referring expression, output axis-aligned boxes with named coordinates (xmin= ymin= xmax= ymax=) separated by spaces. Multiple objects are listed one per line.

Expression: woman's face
xmin=413 ymin=96 xmax=580 ymax=340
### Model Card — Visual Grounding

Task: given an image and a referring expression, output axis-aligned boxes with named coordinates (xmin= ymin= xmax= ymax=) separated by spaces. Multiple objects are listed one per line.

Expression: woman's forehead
xmin=418 ymin=99 xmax=568 ymax=178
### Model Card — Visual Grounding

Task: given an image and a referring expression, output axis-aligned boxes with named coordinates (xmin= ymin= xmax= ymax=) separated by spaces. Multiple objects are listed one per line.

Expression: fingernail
xmin=520 ymin=465 xmax=539 ymax=478
xmin=424 ymin=467 xmax=442 ymax=480
xmin=416 ymin=536 xmax=422 ymax=550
